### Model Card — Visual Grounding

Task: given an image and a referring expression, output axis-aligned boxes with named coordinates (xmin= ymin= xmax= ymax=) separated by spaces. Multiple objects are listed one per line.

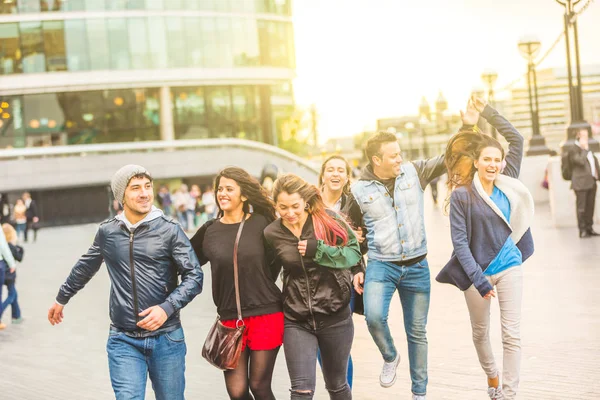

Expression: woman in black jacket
xmin=191 ymin=167 xmax=283 ymax=400
xmin=264 ymin=173 xmax=361 ymax=400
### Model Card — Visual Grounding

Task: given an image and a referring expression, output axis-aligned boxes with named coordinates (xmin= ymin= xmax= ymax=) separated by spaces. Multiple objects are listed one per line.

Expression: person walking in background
xmin=264 ymin=174 xmax=361 ymax=400
xmin=1 ymin=223 xmax=24 ymax=325
xmin=22 ymin=192 xmax=39 ymax=243
xmin=0 ymin=193 xmax=10 ymax=225
xmin=346 ymin=125 xmax=446 ymax=399
xmin=174 ymin=184 xmax=192 ymax=231
xmin=13 ymin=198 xmax=27 ymax=244
xmin=568 ymin=129 xmax=600 ymax=238
xmin=429 ymin=175 xmax=441 ymax=205
xmin=318 ymin=155 xmax=367 ymax=389
xmin=0 ymin=224 xmax=16 ymax=330
xmin=191 ymin=167 xmax=283 ymax=400
xmin=437 ymin=97 xmax=535 ymax=400
xmin=157 ymin=184 xmax=173 ymax=217
xmin=47 ymin=164 xmax=204 ymax=400
xmin=202 ymin=184 xmax=218 ymax=220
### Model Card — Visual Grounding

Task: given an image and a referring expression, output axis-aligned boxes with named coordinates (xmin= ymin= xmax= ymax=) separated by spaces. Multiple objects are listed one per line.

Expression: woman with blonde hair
xmin=264 ymin=173 xmax=361 ymax=400
xmin=437 ymin=97 xmax=535 ymax=400
xmin=0 ymin=224 xmax=17 ymax=330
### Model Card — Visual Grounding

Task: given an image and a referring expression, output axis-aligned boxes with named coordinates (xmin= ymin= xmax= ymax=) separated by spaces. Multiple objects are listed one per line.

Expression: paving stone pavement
xmin=1 ymin=193 xmax=599 ymax=399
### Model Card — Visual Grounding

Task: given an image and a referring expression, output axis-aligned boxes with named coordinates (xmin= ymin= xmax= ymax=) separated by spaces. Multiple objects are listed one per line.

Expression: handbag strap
xmin=233 ymin=214 xmax=246 ymax=326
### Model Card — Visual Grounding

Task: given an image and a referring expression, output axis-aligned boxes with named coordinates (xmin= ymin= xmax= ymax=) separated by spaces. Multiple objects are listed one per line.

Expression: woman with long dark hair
xmin=436 ymin=97 xmax=535 ymax=400
xmin=264 ymin=173 xmax=361 ymax=400
xmin=190 ymin=167 xmax=282 ymax=400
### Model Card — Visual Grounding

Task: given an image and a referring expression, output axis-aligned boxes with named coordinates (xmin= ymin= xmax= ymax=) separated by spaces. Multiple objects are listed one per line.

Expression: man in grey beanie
xmin=48 ymin=164 xmax=203 ymax=400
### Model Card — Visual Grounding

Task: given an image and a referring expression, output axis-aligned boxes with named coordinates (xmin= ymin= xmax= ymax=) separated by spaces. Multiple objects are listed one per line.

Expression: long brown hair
xmin=318 ymin=155 xmax=352 ymax=194
xmin=273 ymin=174 xmax=349 ymax=246
xmin=214 ymin=167 xmax=277 ymax=222
xmin=444 ymin=129 xmax=505 ymax=205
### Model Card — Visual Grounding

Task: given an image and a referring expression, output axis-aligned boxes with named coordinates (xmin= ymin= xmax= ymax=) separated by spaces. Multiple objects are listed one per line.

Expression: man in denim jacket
xmin=347 ymin=132 xmax=445 ymax=400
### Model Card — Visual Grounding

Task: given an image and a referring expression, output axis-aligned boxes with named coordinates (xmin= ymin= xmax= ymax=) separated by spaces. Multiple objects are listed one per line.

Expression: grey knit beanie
xmin=111 ymin=164 xmax=152 ymax=203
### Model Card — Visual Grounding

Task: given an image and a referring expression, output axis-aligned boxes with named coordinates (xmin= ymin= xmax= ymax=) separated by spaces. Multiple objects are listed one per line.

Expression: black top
xmin=191 ymin=214 xmax=282 ymax=320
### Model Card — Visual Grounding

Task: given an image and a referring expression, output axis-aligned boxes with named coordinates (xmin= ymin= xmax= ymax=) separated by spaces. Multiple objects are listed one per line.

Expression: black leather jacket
xmin=56 ymin=215 xmax=203 ymax=337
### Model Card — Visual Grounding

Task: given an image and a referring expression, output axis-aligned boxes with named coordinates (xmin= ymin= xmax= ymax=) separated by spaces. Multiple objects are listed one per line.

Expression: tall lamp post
xmin=481 ymin=69 xmax=498 ymax=139
xmin=555 ymin=0 xmax=598 ymax=151
xmin=518 ymin=37 xmax=553 ymax=155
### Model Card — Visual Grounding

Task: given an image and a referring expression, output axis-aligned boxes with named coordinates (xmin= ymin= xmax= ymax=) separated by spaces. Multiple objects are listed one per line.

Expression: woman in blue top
xmin=436 ymin=97 xmax=535 ymax=400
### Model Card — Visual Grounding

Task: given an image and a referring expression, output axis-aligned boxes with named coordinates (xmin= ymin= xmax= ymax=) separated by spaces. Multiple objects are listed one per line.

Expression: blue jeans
xmin=317 ymin=288 xmax=356 ymax=388
xmin=1 ymin=278 xmax=21 ymax=320
xmin=364 ymin=259 xmax=431 ymax=396
xmin=106 ymin=326 xmax=187 ymax=400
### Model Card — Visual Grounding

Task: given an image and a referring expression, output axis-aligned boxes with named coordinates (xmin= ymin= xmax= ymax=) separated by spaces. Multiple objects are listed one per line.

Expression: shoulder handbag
xmin=202 ymin=215 xmax=246 ymax=370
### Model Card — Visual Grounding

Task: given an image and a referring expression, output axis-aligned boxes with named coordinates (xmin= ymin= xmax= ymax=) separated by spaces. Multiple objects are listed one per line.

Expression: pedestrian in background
xmin=13 ymin=198 xmax=27 ymax=244
xmin=191 ymin=167 xmax=283 ymax=400
xmin=0 ymin=193 xmax=10 ymax=225
xmin=157 ymin=184 xmax=173 ymax=217
xmin=1 ymin=223 xmax=24 ymax=325
xmin=0 ymin=224 xmax=16 ymax=330
xmin=174 ymin=184 xmax=192 ymax=231
xmin=264 ymin=174 xmax=361 ymax=400
xmin=48 ymin=164 xmax=204 ymax=399
xmin=568 ymin=129 xmax=600 ymax=238
xmin=22 ymin=192 xmax=39 ymax=243
xmin=437 ymin=97 xmax=535 ymax=400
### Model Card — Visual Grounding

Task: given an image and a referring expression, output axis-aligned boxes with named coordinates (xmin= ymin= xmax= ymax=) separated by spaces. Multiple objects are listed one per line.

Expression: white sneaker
xmin=379 ymin=353 xmax=401 ymax=388
xmin=487 ymin=386 xmax=505 ymax=399
xmin=412 ymin=395 xmax=426 ymax=400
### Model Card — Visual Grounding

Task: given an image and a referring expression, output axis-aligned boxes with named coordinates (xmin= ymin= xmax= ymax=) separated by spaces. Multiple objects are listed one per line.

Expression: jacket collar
xmin=117 ymin=206 xmax=164 ymax=232
xmin=473 ymin=172 xmax=534 ymax=244
xmin=359 ymin=164 xmax=404 ymax=183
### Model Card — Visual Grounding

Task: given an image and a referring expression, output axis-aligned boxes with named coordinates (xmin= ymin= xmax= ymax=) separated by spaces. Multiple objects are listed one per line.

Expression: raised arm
xmin=449 ymin=191 xmax=493 ymax=297
xmin=412 ymin=155 xmax=446 ymax=190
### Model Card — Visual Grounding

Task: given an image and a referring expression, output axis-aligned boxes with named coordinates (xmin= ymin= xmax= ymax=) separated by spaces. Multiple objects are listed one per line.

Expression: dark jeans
xmin=24 ymin=220 xmax=37 ymax=242
xmin=284 ymin=315 xmax=353 ymax=400
xmin=0 ymin=260 xmax=5 ymax=320
xmin=1 ymin=278 xmax=21 ymax=320
xmin=575 ymin=185 xmax=596 ymax=233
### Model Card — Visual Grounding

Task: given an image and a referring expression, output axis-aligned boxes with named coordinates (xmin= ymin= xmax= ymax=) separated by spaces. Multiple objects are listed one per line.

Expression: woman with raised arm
xmin=437 ymin=97 xmax=535 ymax=400
xmin=190 ymin=167 xmax=283 ymax=400
xmin=264 ymin=173 xmax=361 ymax=400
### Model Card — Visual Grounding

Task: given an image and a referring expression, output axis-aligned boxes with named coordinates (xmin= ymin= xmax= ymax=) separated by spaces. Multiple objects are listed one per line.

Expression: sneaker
xmin=379 ymin=353 xmax=401 ymax=388
xmin=413 ymin=395 xmax=426 ymax=400
xmin=0 ymin=322 xmax=6 ymax=330
xmin=12 ymin=317 xmax=24 ymax=324
xmin=487 ymin=386 xmax=505 ymax=399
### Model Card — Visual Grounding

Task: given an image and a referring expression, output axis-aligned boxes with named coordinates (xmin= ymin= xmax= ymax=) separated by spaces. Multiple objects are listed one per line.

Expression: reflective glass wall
xmin=0 ymin=0 xmax=291 ymax=15
xmin=0 ymin=16 xmax=294 ymax=75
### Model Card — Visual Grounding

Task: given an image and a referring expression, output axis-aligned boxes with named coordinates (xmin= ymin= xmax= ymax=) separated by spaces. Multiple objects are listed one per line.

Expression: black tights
xmin=224 ymin=347 xmax=280 ymax=400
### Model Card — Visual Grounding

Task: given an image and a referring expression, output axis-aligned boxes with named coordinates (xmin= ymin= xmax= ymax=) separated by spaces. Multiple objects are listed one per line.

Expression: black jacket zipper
xmin=129 ymin=231 xmax=140 ymax=324
xmin=299 ymin=250 xmax=317 ymax=331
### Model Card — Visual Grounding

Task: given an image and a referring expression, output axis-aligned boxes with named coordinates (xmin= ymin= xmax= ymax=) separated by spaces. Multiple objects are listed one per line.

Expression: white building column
xmin=159 ymin=86 xmax=175 ymax=141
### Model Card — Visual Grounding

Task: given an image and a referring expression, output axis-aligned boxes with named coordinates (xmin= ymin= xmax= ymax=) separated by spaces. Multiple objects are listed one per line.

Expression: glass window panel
xmin=232 ymin=86 xmax=259 ymax=141
xmin=20 ymin=22 xmax=46 ymax=73
xmin=126 ymin=0 xmax=145 ymax=9
xmin=216 ymin=18 xmax=233 ymax=68
xmin=42 ymin=0 xmax=69 ymax=11
xmin=165 ymin=17 xmax=186 ymax=68
xmin=86 ymin=19 xmax=110 ymax=70
xmin=233 ymin=18 xmax=259 ymax=67
xmin=18 ymin=0 xmax=41 ymax=13
xmin=201 ymin=18 xmax=218 ymax=68
xmin=107 ymin=18 xmax=130 ymax=70
xmin=273 ymin=0 xmax=291 ymax=15
xmin=64 ymin=20 xmax=90 ymax=71
xmin=145 ymin=0 xmax=164 ymax=9
xmin=147 ymin=17 xmax=168 ymax=69
xmin=0 ymin=96 xmax=25 ymax=149
xmin=184 ymin=0 xmax=201 ymax=10
xmin=127 ymin=18 xmax=151 ymax=69
xmin=22 ymin=94 xmax=66 ymax=138
xmin=0 ymin=1 xmax=18 ymax=14
xmin=213 ymin=0 xmax=230 ymax=12
xmin=184 ymin=17 xmax=203 ymax=68
xmin=105 ymin=0 xmax=127 ymax=10
xmin=164 ymin=0 xmax=183 ymax=9
xmin=42 ymin=21 xmax=67 ymax=72
xmin=60 ymin=91 xmax=105 ymax=144
xmin=84 ymin=0 xmax=106 ymax=11
xmin=0 ymin=23 xmax=22 ymax=74
xmin=207 ymin=86 xmax=232 ymax=138
xmin=173 ymin=87 xmax=208 ymax=139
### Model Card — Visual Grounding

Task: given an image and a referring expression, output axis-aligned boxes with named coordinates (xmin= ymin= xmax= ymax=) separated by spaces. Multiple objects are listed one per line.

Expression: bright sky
xmin=292 ymin=0 xmax=600 ymax=141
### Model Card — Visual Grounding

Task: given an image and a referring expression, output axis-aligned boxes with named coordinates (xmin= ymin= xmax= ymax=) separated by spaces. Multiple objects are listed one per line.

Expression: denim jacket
xmin=349 ymin=156 xmax=445 ymax=262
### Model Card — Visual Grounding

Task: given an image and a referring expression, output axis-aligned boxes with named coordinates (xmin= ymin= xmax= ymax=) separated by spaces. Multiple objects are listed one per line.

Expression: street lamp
xmin=555 ymin=0 xmax=598 ymax=151
xmin=518 ymin=36 xmax=552 ymax=156
xmin=481 ymin=69 xmax=498 ymax=139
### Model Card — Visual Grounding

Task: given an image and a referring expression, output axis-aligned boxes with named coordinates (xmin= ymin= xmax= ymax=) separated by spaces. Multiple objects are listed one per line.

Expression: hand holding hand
xmin=354 ymin=227 xmax=365 ymax=244
xmin=298 ymin=240 xmax=308 ymax=256
xmin=471 ymin=95 xmax=487 ymax=113
xmin=48 ymin=303 xmax=65 ymax=325
xmin=483 ymin=290 xmax=496 ymax=300
xmin=137 ymin=305 xmax=168 ymax=331
xmin=353 ymin=272 xmax=364 ymax=295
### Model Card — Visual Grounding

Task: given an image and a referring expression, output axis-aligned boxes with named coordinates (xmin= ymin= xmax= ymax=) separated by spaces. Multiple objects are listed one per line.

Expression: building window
xmin=207 ymin=86 xmax=233 ymax=138
xmin=173 ymin=87 xmax=208 ymax=139
xmin=42 ymin=20 xmax=67 ymax=72
xmin=183 ymin=17 xmax=203 ymax=68
xmin=107 ymin=18 xmax=130 ymax=70
xmin=165 ymin=17 xmax=187 ymax=68
xmin=86 ymin=19 xmax=110 ymax=70
xmin=18 ymin=0 xmax=41 ymax=13
xmin=148 ymin=17 xmax=168 ymax=69
xmin=127 ymin=18 xmax=151 ymax=70
xmin=0 ymin=0 xmax=18 ymax=14
xmin=65 ymin=19 xmax=90 ymax=71
xmin=20 ymin=21 xmax=46 ymax=73
xmin=0 ymin=23 xmax=22 ymax=74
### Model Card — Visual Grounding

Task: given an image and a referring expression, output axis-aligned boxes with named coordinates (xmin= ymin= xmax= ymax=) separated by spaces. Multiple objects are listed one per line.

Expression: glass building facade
xmin=0 ymin=0 xmax=295 ymax=148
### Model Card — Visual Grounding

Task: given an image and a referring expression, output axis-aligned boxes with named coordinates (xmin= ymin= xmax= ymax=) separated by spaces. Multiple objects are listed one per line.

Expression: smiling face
xmin=123 ymin=176 xmax=154 ymax=216
xmin=275 ymin=191 xmax=307 ymax=225
xmin=217 ymin=177 xmax=246 ymax=214
xmin=373 ymin=141 xmax=403 ymax=179
xmin=322 ymin=158 xmax=349 ymax=193
xmin=474 ymin=146 xmax=503 ymax=185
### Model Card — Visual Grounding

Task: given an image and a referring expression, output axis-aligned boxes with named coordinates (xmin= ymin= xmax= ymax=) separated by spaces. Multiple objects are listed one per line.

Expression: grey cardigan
xmin=436 ymin=106 xmax=535 ymax=296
